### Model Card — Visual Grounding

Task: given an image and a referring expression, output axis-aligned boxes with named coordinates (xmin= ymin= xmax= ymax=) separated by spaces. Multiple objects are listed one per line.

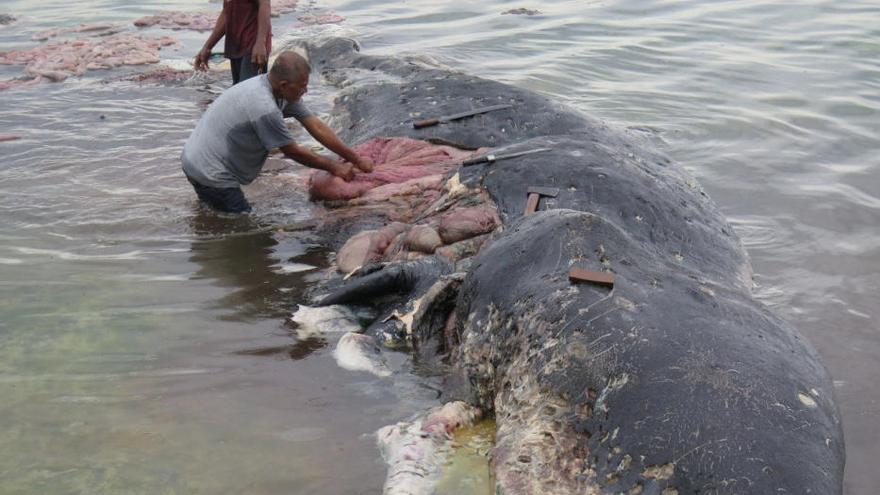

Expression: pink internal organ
xmin=337 ymin=223 xmax=408 ymax=274
xmin=438 ymin=207 xmax=498 ymax=244
xmin=308 ymin=137 xmax=473 ymax=201
xmin=321 ymin=137 xmax=499 ymax=271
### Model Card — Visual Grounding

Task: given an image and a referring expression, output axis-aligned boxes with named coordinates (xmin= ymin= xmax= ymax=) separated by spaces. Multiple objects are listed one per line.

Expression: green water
xmin=435 ymin=420 xmax=496 ymax=495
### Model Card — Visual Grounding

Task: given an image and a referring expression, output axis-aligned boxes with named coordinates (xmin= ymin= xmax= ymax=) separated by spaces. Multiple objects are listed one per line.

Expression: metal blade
xmin=490 ymin=147 xmax=552 ymax=161
xmin=461 ymin=147 xmax=552 ymax=167
xmin=439 ymin=104 xmax=513 ymax=123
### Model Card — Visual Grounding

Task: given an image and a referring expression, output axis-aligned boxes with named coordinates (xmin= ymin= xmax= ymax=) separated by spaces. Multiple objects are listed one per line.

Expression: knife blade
xmin=462 ymin=147 xmax=552 ymax=167
xmin=412 ymin=104 xmax=513 ymax=129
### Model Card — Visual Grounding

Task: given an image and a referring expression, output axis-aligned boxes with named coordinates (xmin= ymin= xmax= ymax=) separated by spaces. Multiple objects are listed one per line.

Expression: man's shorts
xmin=229 ymin=54 xmax=267 ymax=85
xmin=186 ymin=176 xmax=252 ymax=213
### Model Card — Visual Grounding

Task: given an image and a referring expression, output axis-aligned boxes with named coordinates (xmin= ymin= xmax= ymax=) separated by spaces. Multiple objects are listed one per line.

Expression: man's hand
xmin=194 ymin=49 xmax=210 ymax=71
xmin=251 ymin=44 xmax=268 ymax=70
xmin=354 ymin=157 xmax=375 ymax=173
xmin=300 ymin=117 xmax=377 ymax=175
xmin=331 ymin=162 xmax=355 ymax=182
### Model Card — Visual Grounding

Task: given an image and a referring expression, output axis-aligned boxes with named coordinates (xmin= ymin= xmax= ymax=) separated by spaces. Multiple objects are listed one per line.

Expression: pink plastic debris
xmin=0 ymin=33 xmax=179 ymax=89
xmin=133 ymin=11 xmax=219 ymax=32
xmin=272 ymin=0 xmax=300 ymax=16
xmin=0 ymin=77 xmax=43 ymax=91
xmin=298 ymin=13 xmax=345 ymax=25
xmin=121 ymin=67 xmax=194 ymax=84
xmin=308 ymin=137 xmax=473 ymax=201
xmin=0 ymin=134 xmax=22 ymax=142
xmin=32 ymin=23 xmax=124 ymax=41
xmin=133 ymin=1 xmax=299 ymax=31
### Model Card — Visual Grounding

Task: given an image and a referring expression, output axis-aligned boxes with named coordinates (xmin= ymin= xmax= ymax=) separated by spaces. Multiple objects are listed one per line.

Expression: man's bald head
xmin=270 ymin=51 xmax=311 ymax=82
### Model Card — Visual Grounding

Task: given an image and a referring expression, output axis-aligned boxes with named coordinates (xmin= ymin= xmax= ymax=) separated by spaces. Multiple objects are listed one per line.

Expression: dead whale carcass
xmin=297 ymin=37 xmax=844 ymax=494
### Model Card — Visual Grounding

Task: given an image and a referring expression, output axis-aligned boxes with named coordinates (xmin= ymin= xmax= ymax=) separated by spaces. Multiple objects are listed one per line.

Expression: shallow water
xmin=1 ymin=0 xmax=878 ymax=493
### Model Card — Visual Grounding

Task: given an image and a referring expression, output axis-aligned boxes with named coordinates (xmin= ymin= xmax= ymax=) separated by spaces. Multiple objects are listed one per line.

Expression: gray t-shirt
xmin=181 ymin=74 xmax=313 ymax=188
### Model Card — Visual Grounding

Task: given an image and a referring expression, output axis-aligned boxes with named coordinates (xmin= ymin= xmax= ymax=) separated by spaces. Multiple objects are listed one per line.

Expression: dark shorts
xmin=186 ymin=176 xmax=252 ymax=213
xmin=229 ymin=54 xmax=267 ymax=85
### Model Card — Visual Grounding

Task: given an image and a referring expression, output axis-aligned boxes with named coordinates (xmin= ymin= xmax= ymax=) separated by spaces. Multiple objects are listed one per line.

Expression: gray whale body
xmin=304 ymin=37 xmax=844 ymax=494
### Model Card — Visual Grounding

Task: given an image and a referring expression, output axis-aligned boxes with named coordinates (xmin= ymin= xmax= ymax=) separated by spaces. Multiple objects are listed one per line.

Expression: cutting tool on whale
xmin=412 ymin=104 xmax=513 ymax=129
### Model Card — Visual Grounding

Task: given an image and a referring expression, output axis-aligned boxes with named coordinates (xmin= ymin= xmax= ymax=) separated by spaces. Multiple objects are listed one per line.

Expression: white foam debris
xmin=159 ymin=58 xmax=196 ymax=71
xmin=333 ymin=332 xmax=391 ymax=377
xmin=290 ymin=304 xmax=362 ymax=339
xmin=272 ymin=262 xmax=316 ymax=274
xmin=378 ymin=401 xmax=482 ymax=495
xmin=276 ymin=24 xmax=359 ymax=52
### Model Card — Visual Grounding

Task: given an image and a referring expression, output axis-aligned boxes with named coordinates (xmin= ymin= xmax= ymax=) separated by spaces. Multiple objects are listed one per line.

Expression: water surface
xmin=1 ymin=0 xmax=878 ymax=493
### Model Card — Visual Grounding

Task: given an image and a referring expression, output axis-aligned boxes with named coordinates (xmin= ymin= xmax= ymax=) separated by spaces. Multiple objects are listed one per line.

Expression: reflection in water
xmin=187 ymin=207 xmax=331 ymax=358
xmin=232 ymin=338 xmax=327 ymax=360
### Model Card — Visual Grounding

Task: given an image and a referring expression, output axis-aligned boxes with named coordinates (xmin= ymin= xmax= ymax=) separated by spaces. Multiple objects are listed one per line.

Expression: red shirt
xmin=224 ymin=0 xmax=271 ymax=59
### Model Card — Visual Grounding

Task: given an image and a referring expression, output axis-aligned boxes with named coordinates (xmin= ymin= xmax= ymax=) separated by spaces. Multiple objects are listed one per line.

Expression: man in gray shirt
xmin=182 ymin=51 xmax=373 ymax=213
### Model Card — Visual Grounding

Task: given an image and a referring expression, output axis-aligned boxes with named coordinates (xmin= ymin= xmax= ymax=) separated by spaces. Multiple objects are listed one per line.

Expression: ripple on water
xmin=278 ymin=427 xmax=327 ymax=442
xmin=10 ymin=246 xmax=146 ymax=261
xmin=0 ymin=368 xmax=217 ymax=384
xmin=728 ymin=215 xmax=788 ymax=252
xmin=51 ymin=394 xmax=147 ymax=404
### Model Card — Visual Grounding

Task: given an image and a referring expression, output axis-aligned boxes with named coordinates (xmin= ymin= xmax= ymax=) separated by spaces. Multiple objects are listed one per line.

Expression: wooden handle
xmin=413 ymin=118 xmax=439 ymax=129
xmin=462 ymin=155 xmax=487 ymax=166
xmin=569 ymin=267 xmax=615 ymax=288
xmin=524 ymin=193 xmax=540 ymax=215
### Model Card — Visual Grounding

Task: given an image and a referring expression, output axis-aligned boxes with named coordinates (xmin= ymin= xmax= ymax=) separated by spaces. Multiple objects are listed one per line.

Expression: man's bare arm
xmin=251 ymin=0 xmax=271 ymax=68
xmin=279 ymin=141 xmax=355 ymax=181
xmin=195 ymin=8 xmax=228 ymax=70
xmin=300 ymin=116 xmax=374 ymax=172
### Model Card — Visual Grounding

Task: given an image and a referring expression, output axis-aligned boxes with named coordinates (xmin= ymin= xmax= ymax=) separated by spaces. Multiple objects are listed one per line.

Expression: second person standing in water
xmin=194 ymin=0 xmax=271 ymax=84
